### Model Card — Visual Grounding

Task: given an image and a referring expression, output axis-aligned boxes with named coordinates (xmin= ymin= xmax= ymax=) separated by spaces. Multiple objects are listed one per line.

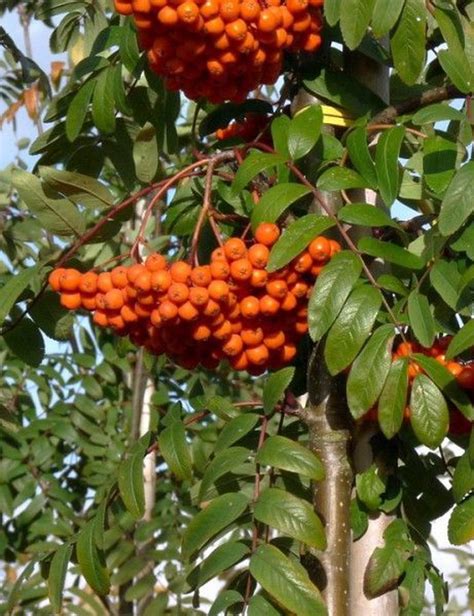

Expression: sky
xmin=0 ymin=8 xmax=471 ymax=612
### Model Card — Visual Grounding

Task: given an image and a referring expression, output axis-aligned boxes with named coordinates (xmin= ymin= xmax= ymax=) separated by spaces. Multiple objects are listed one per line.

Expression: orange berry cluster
xmin=49 ymin=223 xmax=340 ymax=374
xmin=113 ymin=0 xmax=324 ymax=103
xmin=364 ymin=339 xmax=473 ymax=435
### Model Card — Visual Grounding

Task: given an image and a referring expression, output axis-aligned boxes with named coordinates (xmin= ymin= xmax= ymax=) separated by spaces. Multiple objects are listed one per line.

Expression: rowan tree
xmin=0 ymin=1 xmax=473 ymax=615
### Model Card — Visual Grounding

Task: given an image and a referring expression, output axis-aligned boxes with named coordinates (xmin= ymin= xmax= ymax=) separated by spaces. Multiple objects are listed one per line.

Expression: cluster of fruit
xmin=113 ymin=0 xmax=324 ymax=103
xmin=364 ymin=339 xmax=473 ymax=435
xmin=49 ymin=223 xmax=341 ymax=374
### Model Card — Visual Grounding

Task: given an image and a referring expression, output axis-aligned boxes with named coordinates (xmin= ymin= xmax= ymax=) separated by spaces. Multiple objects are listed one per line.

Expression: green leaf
xmin=249 ymin=545 xmax=327 ymax=616
xmin=0 ymin=264 xmax=42 ymax=327
xmin=159 ymin=421 xmax=193 ymax=481
xmin=338 ymin=203 xmax=400 ymax=229
xmin=263 ymin=367 xmax=295 ymax=414
xmin=66 ymin=80 xmax=95 ymax=142
xmin=91 ymin=68 xmax=116 ymax=134
xmin=407 ymin=291 xmax=435 ymax=348
xmin=438 ymin=48 xmax=473 ymax=93
xmin=271 ymin=114 xmax=291 ymax=158
xmin=308 ymin=251 xmax=362 ymax=341
xmin=356 ymin=464 xmax=386 ymax=510
xmin=347 ymin=324 xmax=395 ymax=419
xmin=452 ymin=451 xmax=474 ymax=504
xmin=340 ymin=0 xmax=376 ymax=50
xmin=364 ymin=539 xmax=412 ymax=597
xmin=6 ymin=560 xmax=37 ymax=614
xmin=391 ymin=0 xmax=426 ymax=85
xmin=4 ymin=318 xmax=45 ymax=367
xmin=232 ymin=151 xmax=287 ymax=194
xmin=446 ymin=321 xmax=474 ymax=360
xmin=30 ymin=291 xmax=74 ymax=342
xmin=412 ymin=104 xmax=466 ymax=125
xmin=324 ymin=285 xmax=382 ymax=375
xmin=256 ymin=435 xmax=325 ymax=481
xmin=430 ymin=260 xmax=461 ymax=311
xmin=12 ymin=169 xmax=85 ymax=237
xmin=254 ymin=488 xmax=326 ymax=549
xmin=288 ymin=105 xmax=323 ymax=160
xmin=198 ymin=447 xmax=250 ymax=500
xmin=375 ymin=125 xmax=405 ymax=206
xmin=209 ymin=590 xmax=244 ymax=616
xmin=371 ymin=0 xmax=405 ymax=37
xmin=378 ymin=358 xmax=409 ymax=439
xmin=448 ymin=496 xmax=474 ymax=545
xmin=214 ymin=413 xmax=260 ymax=453
xmin=248 ymin=595 xmax=281 ymax=616
xmin=48 ymin=543 xmax=73 ymax=614
xmin=413 ymin=354 xmax=473 ymax=421
xmin=317 ymin=167 xmax=368 ymax=191
xmin=39 ymin=167 xmax=113 ymax=209
xmin=118 ymin=432 xmax=152 ymax=520
xmin=439 ymin=162 xmax=474 ymax=236
xmin=410 ymin=374 xmax=449 ymax=449
xmin=267 ymin=214 xmax=335 ymax=272
xmin=251 ymin=183 xmax=311 ymax=230
xmin=76 ymin=519 xmax=110 ymax=596
xmin=133 ymin=123 xmax=159 ymax=184
xmin=423 ymin=135 xmax=457 ymax=195
xmin=182 ymin=493 xmax=249 ymax=559
xmin=358 ymin=237 xmax=424 ymax=269
xmin=351 ymin=498 xmax=369 ymax=540
xmin=324 ymin=0 xmax=341 ymax=26
xmin=187 ymin=542 xmax=249 ymax=590
xmin=346 ymin=127 xmax=378 ymax=187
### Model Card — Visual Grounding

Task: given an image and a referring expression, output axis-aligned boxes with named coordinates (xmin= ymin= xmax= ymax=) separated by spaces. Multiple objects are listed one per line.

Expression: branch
xmin=370 ymin=84 xmax=462 ymax=126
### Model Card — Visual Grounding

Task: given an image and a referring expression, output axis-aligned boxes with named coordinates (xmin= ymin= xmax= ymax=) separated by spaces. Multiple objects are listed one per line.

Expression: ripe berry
xmin=255 ymin=223 xmax=280 ymax=246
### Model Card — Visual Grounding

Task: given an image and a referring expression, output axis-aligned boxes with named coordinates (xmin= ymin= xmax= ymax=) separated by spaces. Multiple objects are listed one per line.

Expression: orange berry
xmin=127 ymin=264 xmax=146 ymax=284
xmin=214 ymin=33 xmax=231 ymax=50
xmin=79 ymin=271 xmax=98 ymax=294
xmin=211 ymin=247 xmax=226 ymax=261
xmin=191 ymin=265 xmax=212 ymax=287
xmin=230 ymin=319 xmax=242 ymax=334
xmin=203 ymin=299 xmax=221 ymax=317
xmin=240 ymin=296 xmax=260 ymax=319
xmin=280 ymin=343 xmax=297 ymax=363
xmin=230 ymin=258 xmax=253 ymax=281
xmin=224 ymin=237 xmax=247 ymax=260
xmin=210 ymin=259 xmax=230 ymax=280
xmin=286 ymin=0 xmax=308 ymax=11
xmin=204 ymin=16 xmax=225 ymax=35
xmin=250 ymin=269 xmax=268 ymax=288
xmin=266 ymin=279 xmax=288 ymax=299
xmin=121 ymin=305 xmax=139 ymax=323
xmin=258 ymin=8 xmax=279 ymax=32
xmin=310 ymin=264 xmax=325 ymax=277
xmin=110 ymin=267 xmax=128 ymax=289
xmin=241 ymin=325 xmax=264 ymax=346
xmin=260 ymin=294 xmax=280 ymax=316
xmin=189 ymin=286 xmax=209 ymax=307
xmin=291 ymin=281 xmax=309 ymax=299
xmin=435 ymin=354 xmax=447 ymax=365
xmin=177 ymin=1 xmax=200 ymax=22
xmin=240 ymin=0 xmax=260 ymax=21
xmin=255 ymin=222 xmax=280 ymax=246
xmin=134 ymin=271 xmax=152 ymax=293
xmin=200 ymin=0 xmax=219 ymax=18
xmin=151 ymin=269 xmax=172 ymax=293
xmin=446 ymin=361 xmax=463 ymax=377
xmin=220 ymin=0 xmax=240 ymax=21
xmin=81 ymin=295 xmax=97 ymax=311
xmin=170 ymin=261 xmax=192 ymax=283
xmin=208 ymin=280 xmax=230 ymax=302
xmin=104 ymin=289 xmax=124 ymax=311
xmin=49 ymin=268 xmax=65 ymax=291
xmin=280 ymin=292 xmax=297 ymax=311
xmin=223 ymin=334 xmax=244 ymax=356
xmin=213 ymin=320 xmax=233 ymax=340
xmin=136 ymin=291 xmax=155 ymax=305
xmin=168 ymin=282 xmax=190 ymax=304
xmin=93 ymin=310 xmax=109 ymax=327
xmin=246 ymin=344 xmax=269 ymax=365
xmin=397 ymin=342 xmax=415 ymax=357
xmin=230 ymin=352 xmax=249 ymax=371
xmin=295 ymin=320 xmax=308 ymax=334
xmin=158 ymin=6 xmax=178 ymax=25
xmin=329 ymin=240 xmax=342 ymax=257
xmin=292 ymin=251 xmax=312 ymax=273
xmin=309 ymin=236 xmax=331 ymax=262
xmin=248 ymin=243 xmax=269 ymax=268
xmin=60 ymin=292 xmax=82 ymax=310
xmin=264 ymin=329 xmax=285 ymax=350
xmin=150 ymin=309 xmax=162 ymax=327
xmin=134 ymin=303 xmax=153 ymax=319
xmin=60 ymin=269 xmax=82 ymax=292
xmin=159 ymin=300 xmax=179 ymax=321
xmin=178 ymin=301 xmax=199 ymax=321
xmin=408 ymin=362 xmax=422 ymax=379
xmin=95 ymin=294 xmax=107 ymax=311
xmin=457 ymin=366 xmax=474 ymax=390
xmin=108 ymin=314 xmax=126 ymax=330
xmin=96 ymin=272 xmax=113 ymax=294
xmin=225 ymin=19 xmax=247 ymax=41
xmin=192 ymin=323 xmax=212 ymax=341
xmin=292 ymin=12 xmax=311 ymax=31
xmin=145 ymin=253 xmax=167 ymax=272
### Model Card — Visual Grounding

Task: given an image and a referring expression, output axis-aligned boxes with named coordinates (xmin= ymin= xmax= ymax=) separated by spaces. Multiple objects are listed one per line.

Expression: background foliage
xmin=0 ymin=0 xmax=473 ymax=614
